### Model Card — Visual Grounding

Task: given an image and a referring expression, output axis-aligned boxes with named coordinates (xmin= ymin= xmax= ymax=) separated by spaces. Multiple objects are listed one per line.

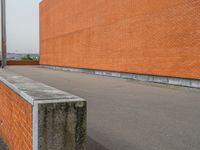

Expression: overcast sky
xmin=5 ymin=0 xmax=41 ymax=54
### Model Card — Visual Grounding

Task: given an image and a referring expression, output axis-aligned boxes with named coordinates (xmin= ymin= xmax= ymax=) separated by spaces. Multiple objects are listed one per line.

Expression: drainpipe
xmin=1 ymin=0 xmax=7 ymax=68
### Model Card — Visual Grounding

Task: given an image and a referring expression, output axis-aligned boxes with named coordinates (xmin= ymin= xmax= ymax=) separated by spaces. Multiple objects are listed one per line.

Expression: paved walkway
xmin=6 ymin=66 xmax=200 ymax=150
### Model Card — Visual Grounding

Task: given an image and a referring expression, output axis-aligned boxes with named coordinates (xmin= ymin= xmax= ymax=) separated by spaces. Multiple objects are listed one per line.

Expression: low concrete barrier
xmin=42 ymin=65 xmax=200 ymax=89
xmin=0 ymin=70 xmax=86 ymax=150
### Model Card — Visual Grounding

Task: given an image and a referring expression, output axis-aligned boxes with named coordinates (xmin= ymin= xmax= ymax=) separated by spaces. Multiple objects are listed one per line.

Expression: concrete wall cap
xmin=0 ymin=70 xmax=85 ymax=105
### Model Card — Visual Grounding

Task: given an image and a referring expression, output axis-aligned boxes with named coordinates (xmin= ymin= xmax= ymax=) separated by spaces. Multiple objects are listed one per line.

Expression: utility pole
xmin=1 ymin=0 xmax=6 ymax=68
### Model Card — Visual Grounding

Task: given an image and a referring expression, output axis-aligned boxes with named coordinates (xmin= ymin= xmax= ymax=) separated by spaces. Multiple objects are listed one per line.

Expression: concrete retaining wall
xmin=0 ymin=70 xmax=86 ymax=150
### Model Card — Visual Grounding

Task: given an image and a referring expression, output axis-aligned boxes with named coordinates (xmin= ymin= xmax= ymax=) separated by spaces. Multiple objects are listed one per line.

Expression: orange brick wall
xmin=0 ymin=60 xmax=39 ymax=66
xmin=0 ymin=82 xmax=32 ymax=150
xmin=40 ymin=0 xmax=200 ymax=79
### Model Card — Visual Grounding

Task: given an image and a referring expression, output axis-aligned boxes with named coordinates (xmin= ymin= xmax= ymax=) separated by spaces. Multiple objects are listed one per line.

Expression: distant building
xmin=6 ymin=53 xmax=39 ymax=60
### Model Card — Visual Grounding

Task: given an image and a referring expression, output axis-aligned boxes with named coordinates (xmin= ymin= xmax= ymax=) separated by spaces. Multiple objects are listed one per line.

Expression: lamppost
xmin=1 ymin=0 xmax=7 ymax=68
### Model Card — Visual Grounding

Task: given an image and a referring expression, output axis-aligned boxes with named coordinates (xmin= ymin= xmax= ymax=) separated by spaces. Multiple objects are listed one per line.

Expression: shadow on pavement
xmin=87 ymin=136 xmax=110 ymax=150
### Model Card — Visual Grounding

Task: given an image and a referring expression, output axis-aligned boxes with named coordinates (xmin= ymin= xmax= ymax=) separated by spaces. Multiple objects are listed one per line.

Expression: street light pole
xmin=1 ymin=0 xmax=7 ymax=68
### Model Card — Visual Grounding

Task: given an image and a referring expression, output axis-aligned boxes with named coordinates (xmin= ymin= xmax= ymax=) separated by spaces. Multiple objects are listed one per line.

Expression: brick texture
xmin=0 ymin=83 xmax=32 ymax=150
xmin=40 ymin=0 xmax=200 ymax=79
xmin=0 ymin=60 xmax=39 ymax=66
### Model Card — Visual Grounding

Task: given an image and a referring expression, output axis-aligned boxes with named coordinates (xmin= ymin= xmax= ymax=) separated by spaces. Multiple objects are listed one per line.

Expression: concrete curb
xmin=41 ymin=65 xmax=200 ymax=89
xmin=0 ymin=70 xmax=87 ymax=150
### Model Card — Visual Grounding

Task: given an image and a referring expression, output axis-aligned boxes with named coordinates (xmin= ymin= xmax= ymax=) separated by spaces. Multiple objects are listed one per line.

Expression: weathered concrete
xmin=0 ymin=70 xmax=82 ymax=105
xmin=0 ymin=70 xmax=86 ymax=150
xmin=6 ymin=65 xmax=200 ymax=150
xmin=38 ymin=102 xmax=86 ymax=150
xmin=42 ymin=65 xmax=200 ymax=89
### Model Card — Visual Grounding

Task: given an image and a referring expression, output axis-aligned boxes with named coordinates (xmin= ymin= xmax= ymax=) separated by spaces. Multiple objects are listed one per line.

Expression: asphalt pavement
xmin=6 ymin=65 xmax=200 ymax=150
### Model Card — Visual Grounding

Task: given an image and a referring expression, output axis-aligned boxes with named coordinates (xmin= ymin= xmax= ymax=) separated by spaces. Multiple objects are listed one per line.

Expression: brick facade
xmin=40 ymin=0 xmax=200 ymax=79
xmin=0 ymin=60 xmax=39 ymax=66
xmin=0 ymin=82 xmax=32 ymax=150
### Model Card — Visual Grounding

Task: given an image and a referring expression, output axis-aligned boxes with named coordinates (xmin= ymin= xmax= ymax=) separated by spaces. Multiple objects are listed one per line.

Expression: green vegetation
xmin=21 ymin=54 xmax=33 ymax=60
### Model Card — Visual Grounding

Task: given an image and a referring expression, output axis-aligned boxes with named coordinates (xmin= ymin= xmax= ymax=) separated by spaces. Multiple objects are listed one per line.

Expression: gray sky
xmin=5 ymin=0 xmax=41 ymax=54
